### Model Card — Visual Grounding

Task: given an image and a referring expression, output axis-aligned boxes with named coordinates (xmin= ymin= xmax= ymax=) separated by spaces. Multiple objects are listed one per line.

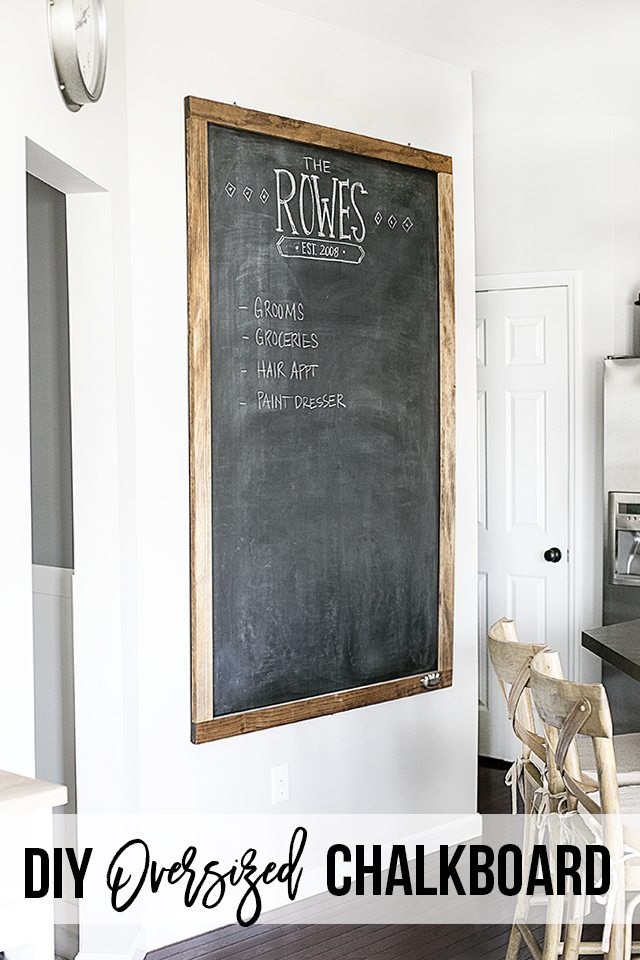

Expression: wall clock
xmin=48 ymin=0 xmax=107 ymax=111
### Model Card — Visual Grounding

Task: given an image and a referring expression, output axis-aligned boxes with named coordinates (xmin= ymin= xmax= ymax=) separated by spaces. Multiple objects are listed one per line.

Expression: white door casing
xmin=27 ymin=141 xmax=137 ymax=960
xmin=477 ymin=279 xmax=574 ymax=760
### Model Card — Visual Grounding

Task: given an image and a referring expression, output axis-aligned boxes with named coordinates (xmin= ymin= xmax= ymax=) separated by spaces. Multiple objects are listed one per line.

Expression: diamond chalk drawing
xmin=260 ymin=188 xmax=269 ymax=204
xmin=402 ymin=217 xmax=414 ymax=233
xmin=225 ymin=182 xmax=236 ymax=198
xmin=374 ymin=211 xmax=383 ymax=226
xmin=388 ymin=215 xmax=397 ymax=229
xmin=243 ymin=186 xmax=253 ymax=202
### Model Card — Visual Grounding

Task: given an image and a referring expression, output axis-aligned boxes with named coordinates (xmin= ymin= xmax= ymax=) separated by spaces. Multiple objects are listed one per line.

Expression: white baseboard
xmin=75 ymin=948 xmax=146 ymax=960
xmin=75 ymin=925 xmax=145 ymax=960
xmin=412 ymin=812 xmax=482 ymax=850
xmin=76 ymin=952 xmax=145 ymax=960
xmin=56 ymin=922 xmax=79 ymax=960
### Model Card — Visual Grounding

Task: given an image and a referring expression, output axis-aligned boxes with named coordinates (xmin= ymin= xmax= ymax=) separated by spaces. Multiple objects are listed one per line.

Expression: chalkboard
xmin=186 ymin=98 xmax=455 ymax=743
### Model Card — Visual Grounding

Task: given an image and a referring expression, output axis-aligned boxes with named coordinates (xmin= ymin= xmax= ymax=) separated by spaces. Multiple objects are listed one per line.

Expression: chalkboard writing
xmin=186 ymin=99 xmax=455 ymax=742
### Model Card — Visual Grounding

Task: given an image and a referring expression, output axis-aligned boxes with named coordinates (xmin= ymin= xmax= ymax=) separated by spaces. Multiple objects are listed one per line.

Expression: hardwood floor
xmin=478 ymin=757 xmax=513 ymax=814
xmin=145 ymin=760 xmax=530 ymax=960
xmin=148 ymin=920 xmax=546 ymax=960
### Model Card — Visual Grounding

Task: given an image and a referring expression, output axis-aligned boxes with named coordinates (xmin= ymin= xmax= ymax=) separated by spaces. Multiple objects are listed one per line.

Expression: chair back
xmin=529 ymin=650 xmax=619 ymax=818
xmin=487 ymin=617 xmax=547 ymax=767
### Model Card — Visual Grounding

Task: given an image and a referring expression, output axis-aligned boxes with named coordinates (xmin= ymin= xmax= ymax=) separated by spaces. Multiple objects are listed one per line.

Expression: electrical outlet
xmin=270 ymin=762 xmax=289 ymax=805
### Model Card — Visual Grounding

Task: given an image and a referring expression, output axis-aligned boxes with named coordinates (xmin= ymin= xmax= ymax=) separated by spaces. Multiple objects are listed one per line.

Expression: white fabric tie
xmin=505 ymin=758 xmax=525 ymax=814
xmin=596 ymin=844 xmax=640 ymax=954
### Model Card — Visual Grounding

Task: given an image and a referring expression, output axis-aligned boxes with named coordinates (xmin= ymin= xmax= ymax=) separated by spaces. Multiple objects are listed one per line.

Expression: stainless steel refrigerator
xmin=603 ymin=357 xmax=640 ymax=731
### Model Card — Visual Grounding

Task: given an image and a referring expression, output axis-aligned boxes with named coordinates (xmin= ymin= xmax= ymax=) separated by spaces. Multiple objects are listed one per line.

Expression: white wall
xmin=0 ymin=7 xmax=140 ymax=954
xmin=1 ymin=1 xmax=478 ymax=952
xmin=474 ymin=114 xmax=640 ymax=678
xmin=0 ymin=1 xmax=135 ymax=783
xmin=612 ymin=117 xmax=640 ymax=357
xmin=124 ymin=0 xmax=477 ymax=851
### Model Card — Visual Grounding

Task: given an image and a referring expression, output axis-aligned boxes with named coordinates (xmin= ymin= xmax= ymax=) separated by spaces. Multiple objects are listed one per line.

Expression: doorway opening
xmin=27 ymin=171 xmax=79 ymax=959
xmin=25 ymin=139 xmax=132 ymax=960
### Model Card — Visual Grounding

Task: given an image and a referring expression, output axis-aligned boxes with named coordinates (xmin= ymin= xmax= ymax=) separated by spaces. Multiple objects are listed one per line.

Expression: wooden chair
xmin=529 ymin=650 xmax=640 ymax=960
xmin=488 ymin=619 xmax=640 ymax=793
xmin=488 ymin=619 xmax=569 ymax=960
xmin=487 ymin=618 xmax=548 ymax=815
xmin=488 ymin=622 xmax=640 ymax=960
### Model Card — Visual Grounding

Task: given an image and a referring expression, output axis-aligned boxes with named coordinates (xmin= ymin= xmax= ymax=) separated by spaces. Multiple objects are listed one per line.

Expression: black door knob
xmin=544 ymin=547 xmax=562 ymax=563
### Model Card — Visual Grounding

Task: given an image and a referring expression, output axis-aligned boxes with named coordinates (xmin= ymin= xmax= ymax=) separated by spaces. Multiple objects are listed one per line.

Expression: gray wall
xmin=27 ymin=173 xmax=74 ymax=568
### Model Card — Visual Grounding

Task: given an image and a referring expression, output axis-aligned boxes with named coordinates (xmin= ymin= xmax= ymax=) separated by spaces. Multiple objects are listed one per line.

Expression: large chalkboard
xmin=186 ymin=98 xmax=455 ymax=743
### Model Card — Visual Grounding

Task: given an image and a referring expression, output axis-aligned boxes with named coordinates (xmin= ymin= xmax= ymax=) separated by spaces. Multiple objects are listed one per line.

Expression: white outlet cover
xmin=270 ymin=763 xmax=290 ymax=804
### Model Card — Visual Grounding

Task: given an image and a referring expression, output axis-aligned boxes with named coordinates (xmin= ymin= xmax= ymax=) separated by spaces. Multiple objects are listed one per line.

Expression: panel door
xmin=477 ymin=285 xmax=569 ymax=760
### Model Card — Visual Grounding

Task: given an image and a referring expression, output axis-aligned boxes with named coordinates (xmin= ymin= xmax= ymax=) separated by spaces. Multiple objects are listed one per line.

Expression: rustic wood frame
xmin=186 ymin=97 xmax=455 ymax=743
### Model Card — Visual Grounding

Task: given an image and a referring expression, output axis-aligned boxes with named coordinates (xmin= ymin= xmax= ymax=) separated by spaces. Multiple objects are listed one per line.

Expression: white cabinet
xmin=0 ymin=771 xmax=67 ymax=960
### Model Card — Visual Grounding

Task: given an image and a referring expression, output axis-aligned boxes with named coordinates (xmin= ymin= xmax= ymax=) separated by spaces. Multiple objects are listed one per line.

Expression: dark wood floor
xmin=478 ymin=756 xmax=514 ymax=814
xmin=148 ymin=920 xmax=545 ymax=960
xmin=145 ymin=760 xmax=534 ymax=960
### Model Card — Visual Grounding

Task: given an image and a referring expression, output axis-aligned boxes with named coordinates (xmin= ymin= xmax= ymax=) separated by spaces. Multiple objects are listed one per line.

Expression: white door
xmin=477 ymin=284 xmax=570 ymax=760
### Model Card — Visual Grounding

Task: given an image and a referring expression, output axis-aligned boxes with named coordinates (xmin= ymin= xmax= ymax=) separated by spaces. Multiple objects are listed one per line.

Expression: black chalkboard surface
xmin=187 ymin=99 xmax=455 ymax=742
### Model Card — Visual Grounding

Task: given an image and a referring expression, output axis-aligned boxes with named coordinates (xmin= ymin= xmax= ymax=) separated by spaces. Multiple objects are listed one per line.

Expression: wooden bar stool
xmin=488 ymin=620 xmax=571 ymax=960
xmin=488 ymin=619 xmax=640 ymax=791
xmin=487 ymin=618 xmax=548 ymax=815
xmin=530 ymin=650 xmax=640 ymax=960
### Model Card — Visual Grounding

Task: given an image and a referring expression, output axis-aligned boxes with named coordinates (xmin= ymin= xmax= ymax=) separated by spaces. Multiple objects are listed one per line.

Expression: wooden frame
xmin=186 ymin=97 xmax=456 ymax=743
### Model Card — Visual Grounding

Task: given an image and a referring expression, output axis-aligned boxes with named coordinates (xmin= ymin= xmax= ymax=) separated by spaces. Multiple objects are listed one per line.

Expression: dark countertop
xmin=582 ymin=619 xmax=640 ymax=682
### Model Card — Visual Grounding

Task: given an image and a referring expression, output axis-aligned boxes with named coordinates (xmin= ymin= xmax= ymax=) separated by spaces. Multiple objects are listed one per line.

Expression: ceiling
xmin=260 ymin=0 xmax=640 ymax=131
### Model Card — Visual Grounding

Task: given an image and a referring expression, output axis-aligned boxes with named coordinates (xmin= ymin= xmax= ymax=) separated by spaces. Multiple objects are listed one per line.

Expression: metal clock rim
xmin=48 ymin=0 xmax=107 ymax=111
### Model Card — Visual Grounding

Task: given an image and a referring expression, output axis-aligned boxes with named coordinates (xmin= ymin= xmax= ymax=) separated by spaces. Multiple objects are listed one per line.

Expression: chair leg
xmin=624 ymin=893 xmax=640 ymax=960
xmin=506 ymin=852 xmax=533 ymax=960
xmin=561 ymin=904 xmax=584 ymax=960
xmin=509 ymin=791 xmax=539 ymax=960
xmin=540 ymin=813 xmax=566 ymax=960
xmin=541 ymin=893 xmax=564 ymax=960
xmin=605 ymin=852 xmax=628 ymax=960
xmin=606 ymin=924 xmax=626 ymax=960
xmin=562 ymin=922 xmax=582 ymax=960
xmin=506 ymin=923 xmax=523 ymax=960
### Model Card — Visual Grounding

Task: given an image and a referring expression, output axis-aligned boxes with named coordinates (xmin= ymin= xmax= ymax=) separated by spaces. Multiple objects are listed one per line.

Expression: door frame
xmin=26 ymin=137 xmax=130 ymax=811
xmin=26 ymin=139 xmax=139 ymax=959
xmin=475 ymin=270 xmax=582 ymax=680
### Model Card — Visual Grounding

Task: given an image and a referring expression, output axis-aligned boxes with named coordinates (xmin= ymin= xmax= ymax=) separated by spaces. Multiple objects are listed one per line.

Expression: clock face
xmin=72 ymin=0 xmax=98 ymax=90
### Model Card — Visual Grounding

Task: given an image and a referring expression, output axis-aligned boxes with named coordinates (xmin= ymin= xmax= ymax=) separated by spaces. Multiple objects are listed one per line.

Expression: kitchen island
xmin=582 ymin=619 xmax=640 ymax=732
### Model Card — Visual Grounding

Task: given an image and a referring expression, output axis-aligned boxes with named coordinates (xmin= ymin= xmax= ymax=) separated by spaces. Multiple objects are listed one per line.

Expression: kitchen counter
xmin=582 ymin=618 xmax=640 ymax=683
xmin=0 ymin=770 xmax=67 ymax=959
xmin=0 ymin=769 xmax=67 ymax=813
